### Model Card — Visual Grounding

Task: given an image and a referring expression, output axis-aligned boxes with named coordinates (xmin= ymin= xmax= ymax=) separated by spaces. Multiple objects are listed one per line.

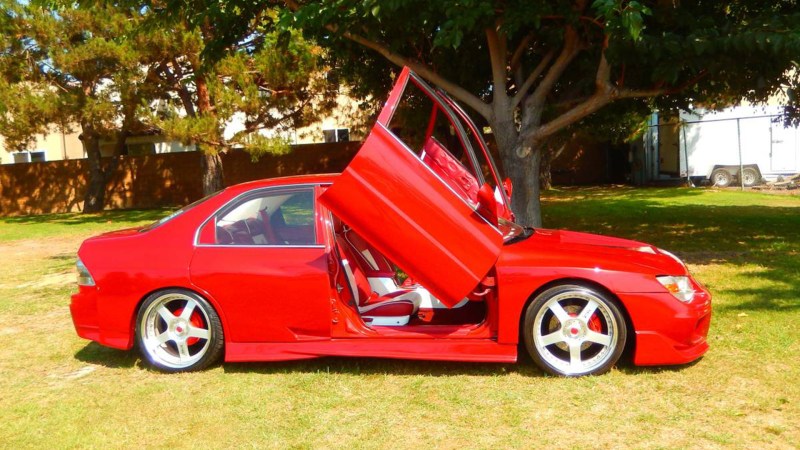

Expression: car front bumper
xmin=619 ymin=290 xmax=712 ymax=366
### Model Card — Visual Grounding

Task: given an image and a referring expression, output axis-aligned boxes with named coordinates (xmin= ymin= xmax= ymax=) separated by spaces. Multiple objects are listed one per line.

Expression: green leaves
xmin=592 ymin=0 xmax=652 ymax=41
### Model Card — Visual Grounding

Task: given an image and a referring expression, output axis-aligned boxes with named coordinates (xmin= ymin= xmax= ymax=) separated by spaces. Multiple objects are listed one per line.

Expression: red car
xmin=70 ymin=68 xmax=711 ymax=376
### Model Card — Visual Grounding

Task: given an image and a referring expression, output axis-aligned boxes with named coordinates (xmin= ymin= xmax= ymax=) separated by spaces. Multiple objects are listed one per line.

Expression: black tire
xmin=135 ymin=289 xmax=224 ymax=372
xmin=741 ymin=167 xmax=760 ymax=187
xmin=710 ymin=169 xmax=732 ymax=187
xmin=523 ymin=284 xmax=627 ymax=376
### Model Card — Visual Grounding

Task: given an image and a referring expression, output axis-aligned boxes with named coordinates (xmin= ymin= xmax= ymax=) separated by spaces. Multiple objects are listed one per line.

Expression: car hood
xmin=513 ymin=228 xmax=688 ymax=275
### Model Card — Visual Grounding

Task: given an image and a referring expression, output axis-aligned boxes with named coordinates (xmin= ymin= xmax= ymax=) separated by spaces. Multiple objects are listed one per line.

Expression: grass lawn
xmin=0 ymin=188 xmax=798 ymax=448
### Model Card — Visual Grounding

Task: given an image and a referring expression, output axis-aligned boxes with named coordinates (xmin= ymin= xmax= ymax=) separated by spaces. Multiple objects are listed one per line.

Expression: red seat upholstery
xmin=342 ymin=228 xmax=396 ymax=278
xmin=335 ymin=233 xmax=419 ymax=326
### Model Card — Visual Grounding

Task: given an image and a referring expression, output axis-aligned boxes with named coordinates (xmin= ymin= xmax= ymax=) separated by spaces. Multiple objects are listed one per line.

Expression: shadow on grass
xmin=222 ymin=357 xmax=532 ymax=377
xmin=549 ymin=185 xmax=707 ymax=201
xmin=73 ymin=342 xmax=701 ymax=377
xmin=1 ymin=208 xmax=170 ymax=226
xmin=74 ymin=342 xmax=139 ymax=369
xmin=220 ymin=350 xmax=693 ymax=377
xmin=617 ymin=357 xmax=704 ymax=376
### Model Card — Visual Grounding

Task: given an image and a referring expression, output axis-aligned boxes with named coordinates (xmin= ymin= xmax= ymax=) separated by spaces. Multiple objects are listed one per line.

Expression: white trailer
xmin=668 ymin=106 xmax=800 ymax=187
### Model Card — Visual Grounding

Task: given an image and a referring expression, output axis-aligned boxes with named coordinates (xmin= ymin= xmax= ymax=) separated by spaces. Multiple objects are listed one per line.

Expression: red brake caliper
xmin=173 ymin=308 xmax=205 ymax=345
xmin=568 ymin=312 xmax=603 ymax=333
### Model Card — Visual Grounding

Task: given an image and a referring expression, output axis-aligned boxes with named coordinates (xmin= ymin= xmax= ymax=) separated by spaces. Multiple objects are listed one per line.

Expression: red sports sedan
xmin=70 ymin=68 xmax=711 ymax=376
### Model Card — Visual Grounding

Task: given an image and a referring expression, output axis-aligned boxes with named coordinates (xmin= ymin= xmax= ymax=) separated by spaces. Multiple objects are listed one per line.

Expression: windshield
xmin=140 ymin=190 xmax=223 ymax=232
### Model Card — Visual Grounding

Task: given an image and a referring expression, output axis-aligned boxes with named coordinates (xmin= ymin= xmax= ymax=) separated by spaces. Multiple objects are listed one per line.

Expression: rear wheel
xmin=523 ymin=284 xmax=626 ymax=376
xmin=711 ymin=169 xmax=732 ymax=187
xmin=741 ymin=167 xmax=759 ymax=187
xmin=136 ymin=289 xmax=224 ymax=372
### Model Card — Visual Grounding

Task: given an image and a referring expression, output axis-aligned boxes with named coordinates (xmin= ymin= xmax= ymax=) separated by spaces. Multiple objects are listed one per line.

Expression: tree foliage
xmin=1 ymin=0 xmax=335 ymax=207
xmin=146 ymin=21 xmax=333 ymax=158
xmin=173 ymin=0 xmax=800 ymax=225
xmin=1 ymin=0 xmax=157 ymax=211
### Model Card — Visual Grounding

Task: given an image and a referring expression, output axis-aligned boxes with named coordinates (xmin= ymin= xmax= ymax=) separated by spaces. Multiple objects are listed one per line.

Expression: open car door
xmin=319 ymin=67 xmax=506 ymax=307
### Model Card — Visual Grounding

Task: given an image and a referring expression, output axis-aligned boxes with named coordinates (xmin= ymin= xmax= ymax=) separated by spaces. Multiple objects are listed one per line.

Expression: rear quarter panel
xmin=77 ymin=194 xmax=231 ymax=349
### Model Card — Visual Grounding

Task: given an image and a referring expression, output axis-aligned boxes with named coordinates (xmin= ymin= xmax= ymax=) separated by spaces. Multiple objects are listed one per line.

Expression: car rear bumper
xmin=619 ymin=290 xmax=712 ymax=366
xmin=70 ymin=287 xmax=131 ymax=350
xmin=70 ymin=288 xmax=101 ymax=341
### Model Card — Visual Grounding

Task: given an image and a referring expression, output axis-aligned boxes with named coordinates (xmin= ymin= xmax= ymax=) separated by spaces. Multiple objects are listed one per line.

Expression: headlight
xmin=76 ymin=258 xmax=96 ymax=286
xmin=656 ymin=275 xmax=694 ymax=303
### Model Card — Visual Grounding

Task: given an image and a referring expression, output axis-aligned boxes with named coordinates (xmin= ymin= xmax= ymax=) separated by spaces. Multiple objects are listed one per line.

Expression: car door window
xmin=215 ymin=187 xmax=317 ymax=246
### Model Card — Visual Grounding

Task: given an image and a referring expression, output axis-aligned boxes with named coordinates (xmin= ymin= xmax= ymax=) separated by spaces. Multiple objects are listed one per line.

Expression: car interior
xmin=323 ymin=79 xmax=501 ymax=328
xmin=215 ymin=190 xmax=316 ymax=246
xmin=331 ymin=215 xmax=487 ymax=328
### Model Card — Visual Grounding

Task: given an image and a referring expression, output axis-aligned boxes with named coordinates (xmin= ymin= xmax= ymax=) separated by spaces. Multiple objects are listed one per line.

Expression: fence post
xmin=736 ymin=118 xmax=744 ymax=190
xmin=681 ymin=119 xmax=691 ymax=186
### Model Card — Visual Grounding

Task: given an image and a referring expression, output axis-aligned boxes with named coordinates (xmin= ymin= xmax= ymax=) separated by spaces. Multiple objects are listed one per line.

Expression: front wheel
xmin=523 ymin=284 xmax=627 ymax=376
xmin=136 ymin=289 xmax=224 ymax=372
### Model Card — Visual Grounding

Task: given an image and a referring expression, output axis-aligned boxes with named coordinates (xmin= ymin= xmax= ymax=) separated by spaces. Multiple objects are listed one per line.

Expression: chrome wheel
xmin=524 ymin=285 xmax=626 ymax=376
xmin=136 ymin=290 xmax=223 ymax=372
xmin=711 ymin=169 xmax=732 ymax=187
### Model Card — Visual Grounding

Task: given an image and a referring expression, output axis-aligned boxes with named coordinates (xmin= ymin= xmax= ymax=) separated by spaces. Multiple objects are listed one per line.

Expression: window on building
xmin=323 ymin=128 xmax=350 ymax=143
xmin=29 ymin=151 xmax=46 ymax=162
xmin=12 ymin=152 xmax=31 ymax=163
xmin=11 ymin=151 xmax=46 ymax=163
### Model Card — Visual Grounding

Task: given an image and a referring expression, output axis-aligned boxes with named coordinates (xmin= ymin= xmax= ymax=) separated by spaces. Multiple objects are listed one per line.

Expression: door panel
xmin=319 ymin=123 xmax=502 ymax=307
xmin=191 ymin=247 xmax=330 ymax=342
xmin=191 ymin=186 xmax=331 ymax=343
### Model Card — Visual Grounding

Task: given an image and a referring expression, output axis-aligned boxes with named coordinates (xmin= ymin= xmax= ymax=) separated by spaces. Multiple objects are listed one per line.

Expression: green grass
xmin=0 ymin=187 xmax=798 ymax=448
xmin=0 ymin=208 xmax=170 ymax=242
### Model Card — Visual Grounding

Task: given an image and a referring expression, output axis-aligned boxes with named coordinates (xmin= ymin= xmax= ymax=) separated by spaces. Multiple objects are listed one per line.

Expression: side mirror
xmin=477 ymin=183 xmax=498 ymax=226
xmin=503 ymin=177 xmax=513 ymax=199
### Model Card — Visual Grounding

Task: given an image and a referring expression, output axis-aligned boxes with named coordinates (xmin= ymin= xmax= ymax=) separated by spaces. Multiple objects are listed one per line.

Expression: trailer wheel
xmin=711 ymin=169 xmax=732 ymax=187
xmin=741 ymin=167 xmax=760 ymax=187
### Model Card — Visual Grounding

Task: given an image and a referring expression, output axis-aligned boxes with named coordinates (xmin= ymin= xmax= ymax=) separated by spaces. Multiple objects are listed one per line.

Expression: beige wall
xmin=294 ymin=92 xmax=368 ymax=144
xmin=0 ymin=128 xmax=84 ymax=164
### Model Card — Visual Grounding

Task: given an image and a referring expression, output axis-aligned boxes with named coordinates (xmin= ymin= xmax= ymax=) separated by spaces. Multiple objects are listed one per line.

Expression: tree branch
xmin=512 ymin=49 xmax=555 ymax=109
xmin=527 ymin=27 xmax=580 ymax=110
xmin=284 ymin=0 xmax=491 ymax=120
xmin=509 ymin=33 xmax=534 ymax=72
xmin=485 ymin=21 xmax=509 ymax=109
xmin=526 ymin=92 xmax=611 ymax=141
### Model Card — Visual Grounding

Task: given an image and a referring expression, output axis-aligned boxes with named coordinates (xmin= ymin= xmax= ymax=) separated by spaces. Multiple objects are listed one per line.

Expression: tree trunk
xmin=195 ymin=73 xmax=224 ymax=195
xmin=492 ymin=120 xmax=543 ymax=228
xmin=82 ymin=126 xmax=106 ymax=213
xmin=201 ymin=151 xmax=224 ymax=195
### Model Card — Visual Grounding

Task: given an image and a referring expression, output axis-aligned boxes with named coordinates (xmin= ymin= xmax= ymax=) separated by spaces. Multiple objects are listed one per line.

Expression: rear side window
xmin=214 ymin=187 xmax=317 ymax=246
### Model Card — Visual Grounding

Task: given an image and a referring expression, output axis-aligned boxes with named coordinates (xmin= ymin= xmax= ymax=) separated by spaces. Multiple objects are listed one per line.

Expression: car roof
xmin=223 ymin=173 xmax=339 ymax=194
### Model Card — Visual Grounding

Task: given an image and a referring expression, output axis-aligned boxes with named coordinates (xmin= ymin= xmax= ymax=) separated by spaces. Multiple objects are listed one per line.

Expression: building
xmin=0 ymin=128 xmax=84 ymax=164
xmin=2 ymin=93 xmax=361 ymax=165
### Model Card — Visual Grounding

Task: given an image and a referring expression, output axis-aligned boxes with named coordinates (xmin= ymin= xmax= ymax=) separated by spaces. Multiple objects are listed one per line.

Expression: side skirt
xmin=225 ymin=339 xmax=518 ymax=363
